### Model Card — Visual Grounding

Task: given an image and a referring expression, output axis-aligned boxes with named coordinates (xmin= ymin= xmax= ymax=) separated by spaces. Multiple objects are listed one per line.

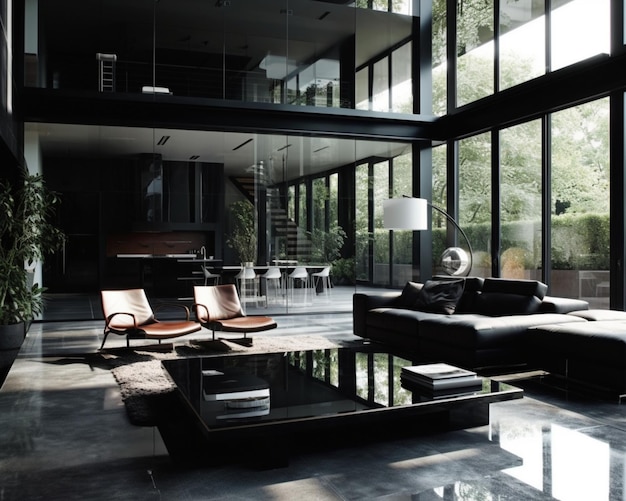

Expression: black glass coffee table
xmin=162 ymin=346 xmax=522 ymax=467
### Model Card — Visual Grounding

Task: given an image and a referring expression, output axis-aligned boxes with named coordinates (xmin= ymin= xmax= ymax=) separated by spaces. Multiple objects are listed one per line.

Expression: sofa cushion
xmin=567 ymin=309 xmax=626 ymax=321
xmin=395 ymin=281 xmax=423 ymax=308
xmin=431 ymin=276 xmax=484 ymax=313
xmin=367 ymin=307 xmax=442 ymax=334
xmin=475 ymin=278 xmax=548 ymax=316
xmin=414 ymin=279 xmax=465 ymax=315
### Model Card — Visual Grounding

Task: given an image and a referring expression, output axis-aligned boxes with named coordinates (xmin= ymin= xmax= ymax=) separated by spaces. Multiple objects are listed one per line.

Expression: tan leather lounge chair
xmin=193 ymin=284 xmax=277 ymax=346
xmin=100 ymin=288 xmax=201 ymax=350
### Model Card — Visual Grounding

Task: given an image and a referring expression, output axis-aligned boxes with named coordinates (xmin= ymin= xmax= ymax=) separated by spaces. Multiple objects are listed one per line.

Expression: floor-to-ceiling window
xmin=499 ymin=120 xmax=543 ymax=280
xmin=431 ymin=0 xmax=615 ymax=307
xmin=456 ymin=0 xmax=494 ymax=107
xmin=458 ymin=133 xmax=492 ymax=278
xmin=550 ymin=98 xmax=610 ymax=306
xmin=551 ymin=0 xmax=610 ymax=71
xmin=499 ymin=0 xmax=546 ymax=90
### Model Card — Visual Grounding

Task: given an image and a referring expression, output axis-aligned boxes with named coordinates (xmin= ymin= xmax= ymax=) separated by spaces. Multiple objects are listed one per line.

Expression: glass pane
xmin=355 ymin=162 xmax=370 ymax=282
xmin=500 ymin=120 xmax=542 ymax=280
xmin=298 ymin=182 xmax=307 ymax=236
xmin=551 ymin=98 xmax=610 ymax=308
xmin=373 ymin=353 xmax=389 ymax=406
xmin=393 ymin=0 xmax=413 ymax=16
xmin=311 ymin=177 xmax=328 ymax=263
xmin=457 ymin=0 xmax=495 ymax=107
xmin=432 ymin=0 xmax=447 ymax=116
xmin=355 ymin=68 xmax=369 ymax=110
xmin=432 ymin=143 xmax=447 ymax=209
xmin=373 ymin=160 xmax=390 ymax=285
xmin=551 ymin=0 xmax=610 ymax=71
xmin=372 ymin=57 xmax=390 ymax=112
xmin=431 ymin=143 xmax=448 ymax=275
xmin=391 ymin=42 xmax=413 ymax=113
xmin=329 ymin=173 xmax=339 ymax=225
xmin=355 ymin=7 xmax=414 ymax=114
xmin=458 ymin=133 xmax=492 ymax=277
xmin=391 ymin=148 xmax=413 ymax=286
xmin=500 ymin=0 xmax=545 ymax=90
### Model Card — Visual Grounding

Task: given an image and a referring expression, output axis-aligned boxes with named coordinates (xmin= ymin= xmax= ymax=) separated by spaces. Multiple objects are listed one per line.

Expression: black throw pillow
xmin=396 ymin=281 xmax=423 ymax=308
xmin=414 ymin=279 xmax=465 ymax=315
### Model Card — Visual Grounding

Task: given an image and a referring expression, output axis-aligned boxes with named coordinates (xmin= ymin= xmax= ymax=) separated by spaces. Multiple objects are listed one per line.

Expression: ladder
xmin=96 ymin=53 xmax=117 ymax=92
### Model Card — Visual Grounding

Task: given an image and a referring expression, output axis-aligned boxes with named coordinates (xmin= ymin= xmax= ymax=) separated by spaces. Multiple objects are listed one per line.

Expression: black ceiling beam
xmin=434 ymin=52 xmax=626 ymax=141
xmin=22 ymin=88 xmax=437 ymax=143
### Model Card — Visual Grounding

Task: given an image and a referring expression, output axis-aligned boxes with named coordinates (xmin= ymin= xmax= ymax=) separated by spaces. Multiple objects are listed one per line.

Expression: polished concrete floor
xmin=1 ymin=292 xmax=626 ymax=500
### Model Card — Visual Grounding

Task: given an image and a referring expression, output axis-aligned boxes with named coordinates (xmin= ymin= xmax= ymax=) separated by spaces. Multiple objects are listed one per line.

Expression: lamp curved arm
xmin=428 ymin=202 xmax=473 ymax=277
xmin=383 ymin=196 xmax=474 ymax=276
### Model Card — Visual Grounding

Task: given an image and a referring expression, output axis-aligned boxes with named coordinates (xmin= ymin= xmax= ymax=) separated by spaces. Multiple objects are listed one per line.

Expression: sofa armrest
xmin=540 ymin=296 xmax=589 ymax=314
xmin=353 ymin=292 xmax=401 ymax=337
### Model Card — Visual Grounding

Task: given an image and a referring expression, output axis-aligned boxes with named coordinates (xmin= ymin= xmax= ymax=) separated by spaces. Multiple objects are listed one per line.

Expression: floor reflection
xmin=2 ymin=302 xmax=626 ymax=500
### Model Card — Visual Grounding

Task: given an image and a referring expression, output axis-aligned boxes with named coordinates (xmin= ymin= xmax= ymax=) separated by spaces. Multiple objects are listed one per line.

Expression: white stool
xmin=311 ymin=266 xmax=331 ymax=299
xmin=202 ymin=266 xmax=221 ymax=285
xmin=288 ymin=266 xmax=310 ymax=305
xmin=235 ymin=266 xmax=261 ymax=311
xmin=260 ymin=266 xmax=282 ymax=304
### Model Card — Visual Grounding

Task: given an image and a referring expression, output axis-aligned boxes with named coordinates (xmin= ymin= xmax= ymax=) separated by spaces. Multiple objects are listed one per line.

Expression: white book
xmin=402 ymin=363 xmax=479 ymax=389
xmin=402 ymin=363 xmax=476 ymax=381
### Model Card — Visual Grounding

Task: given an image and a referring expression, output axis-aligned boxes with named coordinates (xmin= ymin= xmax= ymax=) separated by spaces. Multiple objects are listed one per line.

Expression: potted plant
xmin=0 ymin=171 xmax=65 ymax=357
xmin=226 ymin=200 xmax=257 ymax=266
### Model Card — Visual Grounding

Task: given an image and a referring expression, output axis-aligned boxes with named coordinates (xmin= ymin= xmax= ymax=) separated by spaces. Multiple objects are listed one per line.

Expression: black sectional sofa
xmin=353 ymin=277 xmax=590 ymax=371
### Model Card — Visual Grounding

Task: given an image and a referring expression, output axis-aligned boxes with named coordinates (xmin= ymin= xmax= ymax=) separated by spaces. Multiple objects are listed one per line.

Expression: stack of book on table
xmin=401 ymin=363 xmax=483 ymax=398
xmin=202 ymin=369 xmax=270 ymax=419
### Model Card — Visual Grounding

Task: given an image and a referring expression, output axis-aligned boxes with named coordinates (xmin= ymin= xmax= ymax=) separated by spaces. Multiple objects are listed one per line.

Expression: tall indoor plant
xmin=0 ymin=172 xmax=65 ymax=330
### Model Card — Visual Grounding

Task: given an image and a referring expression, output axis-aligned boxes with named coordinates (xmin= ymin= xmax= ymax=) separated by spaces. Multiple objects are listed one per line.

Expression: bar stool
xmin=288 ymin=266 xmax=310 ymax=305
xmin=311 ymin=266 xmax=331 ymax=299
xmin=235 ymin=266 xmax=260 ymax=312
xmin=202 ymin=265 xmax=221 ymax=286
xmin=260 ymin=266 xmax=282 ymax=304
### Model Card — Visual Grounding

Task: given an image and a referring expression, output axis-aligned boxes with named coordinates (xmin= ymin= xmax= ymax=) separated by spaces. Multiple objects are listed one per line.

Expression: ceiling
xmin=26 ymin=123 xmax=412 ymax=179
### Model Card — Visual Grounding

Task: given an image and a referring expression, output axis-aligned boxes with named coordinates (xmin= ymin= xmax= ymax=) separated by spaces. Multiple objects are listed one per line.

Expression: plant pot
xmin=0 ymin=322 xmax=26 ymax=388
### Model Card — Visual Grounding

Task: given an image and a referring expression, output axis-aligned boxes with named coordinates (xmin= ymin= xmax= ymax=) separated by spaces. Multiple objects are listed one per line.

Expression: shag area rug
xmin=104 ymin=335 xmax=350 ymax=426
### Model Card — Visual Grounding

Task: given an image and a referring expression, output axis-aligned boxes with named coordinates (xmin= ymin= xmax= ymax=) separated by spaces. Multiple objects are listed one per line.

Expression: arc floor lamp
xmin=383 ymin=197 xmax=473 ymax=277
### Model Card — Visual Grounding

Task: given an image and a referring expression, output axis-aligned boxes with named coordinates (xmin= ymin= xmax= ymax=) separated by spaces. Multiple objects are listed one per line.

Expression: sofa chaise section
xmin=527 ymin=309 xmax=626 ymax=395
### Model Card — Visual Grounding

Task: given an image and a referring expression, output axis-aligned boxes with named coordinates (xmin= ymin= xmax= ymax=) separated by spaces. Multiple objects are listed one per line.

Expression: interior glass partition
xmin=29 ymin=0 xmax=417 ymax=113
xmin=33 ymin=124 xmax=412 ymax=317
xmin=390 ymin=148 xmax=413 ymax=286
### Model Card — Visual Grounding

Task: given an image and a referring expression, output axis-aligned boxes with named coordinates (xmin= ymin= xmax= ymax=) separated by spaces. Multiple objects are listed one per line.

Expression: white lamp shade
xmin=383 ymin=198 xmax=428 ymax=230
